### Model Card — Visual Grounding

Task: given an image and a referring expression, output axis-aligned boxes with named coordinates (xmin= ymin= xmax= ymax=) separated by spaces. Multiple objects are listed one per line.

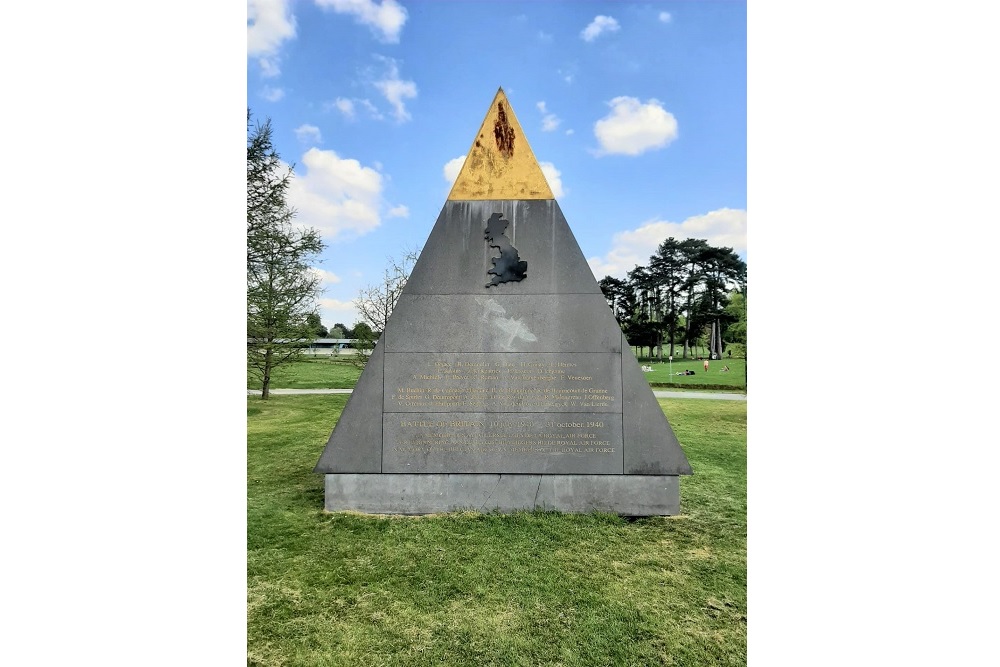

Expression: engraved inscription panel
xmin=384 ymin=353 xmax=621 ymax=413
xmin=382 ymin=412 xmax=624 ymax=474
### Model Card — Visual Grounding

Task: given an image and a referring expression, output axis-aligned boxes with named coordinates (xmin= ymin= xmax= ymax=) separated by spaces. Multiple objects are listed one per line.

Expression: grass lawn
xmin=248 ymin=396 xmax=746 ymax=666
xmin=641 ymin=358 xmax=746 ymax=391
xmin=247 ymin=356 xmax=363 ymax=390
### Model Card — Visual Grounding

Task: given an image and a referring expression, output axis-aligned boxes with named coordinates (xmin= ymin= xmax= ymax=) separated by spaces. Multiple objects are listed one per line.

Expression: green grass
xmin=248 ymin=396 xmax=746 ymax=666
xmin=247 ymin=356 xmax=363 ymax=390
xmin=641 ymin=358 xmax=746 ymax=391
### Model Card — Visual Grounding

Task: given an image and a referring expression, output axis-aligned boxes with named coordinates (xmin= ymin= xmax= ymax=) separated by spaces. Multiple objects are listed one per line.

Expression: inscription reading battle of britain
xmin=382 ymin=412 xmax=624 ymax=474
xmin=394 ymin=418 xmax=613 ymax=454
xmin=384 ymin=353 xmax=621 ymax=413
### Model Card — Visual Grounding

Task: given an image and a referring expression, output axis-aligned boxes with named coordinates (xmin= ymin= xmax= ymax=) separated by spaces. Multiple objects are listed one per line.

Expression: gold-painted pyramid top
xmin=447 ymin=88 xmax=554 ymax=201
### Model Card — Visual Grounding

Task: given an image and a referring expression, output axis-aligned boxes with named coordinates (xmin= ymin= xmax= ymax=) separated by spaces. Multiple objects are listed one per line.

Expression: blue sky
xmin=248 ymin=0 xmax=746 ymax=331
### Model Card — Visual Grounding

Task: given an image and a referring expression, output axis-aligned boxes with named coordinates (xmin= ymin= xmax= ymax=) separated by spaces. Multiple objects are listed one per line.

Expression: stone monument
xmin=315 ymin=88 xmax=692 ymax=515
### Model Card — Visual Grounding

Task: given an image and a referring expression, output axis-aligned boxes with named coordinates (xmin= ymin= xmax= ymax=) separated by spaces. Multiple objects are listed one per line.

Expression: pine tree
xmin=247 ymin=111 xmax=325 ymax=399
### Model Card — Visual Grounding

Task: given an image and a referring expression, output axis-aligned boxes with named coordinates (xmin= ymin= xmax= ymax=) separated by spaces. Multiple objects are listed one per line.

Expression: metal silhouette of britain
xmin=484 ymin=213 xmax=527 ymax=287
xmin=315 ymin=88 xmax=692 ymax=515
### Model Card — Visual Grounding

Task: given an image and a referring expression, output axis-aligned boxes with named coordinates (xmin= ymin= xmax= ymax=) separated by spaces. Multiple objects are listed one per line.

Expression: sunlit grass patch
xmin=248 ymin=396 xmax=746 ymax=666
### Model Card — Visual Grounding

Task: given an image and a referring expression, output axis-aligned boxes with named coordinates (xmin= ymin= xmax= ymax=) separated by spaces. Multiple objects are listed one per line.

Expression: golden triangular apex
xmin=447 ymin=87 xmax=554 ymax=201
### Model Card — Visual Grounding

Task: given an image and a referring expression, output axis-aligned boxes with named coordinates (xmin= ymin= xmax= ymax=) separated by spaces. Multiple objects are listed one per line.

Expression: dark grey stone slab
xmin=621 ymin=333 xmax=692 ymax=475
xmin=404 ymin=200 xmax=603 ymax=296
xmin=383 ymin=352 xmax=621 ymax=413
xmin=313 ymin=340 xmax=384 ymax=474
xmin=384 ymin=293 xmax=622 ymax=353
xmin=324 ymin=474 xmax=681 ymax=515
xmin=382 ymin=412 xmax=624 ymax=474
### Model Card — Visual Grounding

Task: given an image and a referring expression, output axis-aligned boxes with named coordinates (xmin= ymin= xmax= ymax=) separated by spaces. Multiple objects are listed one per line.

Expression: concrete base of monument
xmin=323 ymin=474 xmax=681 ymax=516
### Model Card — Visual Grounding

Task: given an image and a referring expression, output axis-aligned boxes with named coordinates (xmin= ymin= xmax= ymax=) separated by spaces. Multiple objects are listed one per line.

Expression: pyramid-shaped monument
xmin=315 ymin=88 xmax=692 ymax=515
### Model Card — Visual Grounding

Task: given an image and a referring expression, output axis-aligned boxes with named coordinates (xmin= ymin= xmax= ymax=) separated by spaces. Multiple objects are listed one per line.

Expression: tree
xmin=723 ymin=289 xmax=747 ymax=357
xmin=305 ymin=313 xmax=328 ymax=338
xmin=355 ymin=248 xmax=420 ymax=334
xmin=599 ymin=275 xmax=636 ymax=334
xmin=628 ymin=264 xmax=670 ymax=360
xmin=348 ymin=321 xmax=376 ymax=369
xmin=352 ymin=322 xmax=374 ymax=340
xmin=350 ymin=248 xmax=419 ymax=367
xmin=687 ymin=244 xmax=745 ymax=359
xmin=608 ymin=236 xmax=748 ymax=361
xmin=247 ymin=111 xmax=326 ymax=399
xmin=329 ymin=324 xmax=346 ymax=339
xmin=648 ymin=238 xmax=686 ymax=359
xmin=676 ymin=238 xmax=710 ymax=358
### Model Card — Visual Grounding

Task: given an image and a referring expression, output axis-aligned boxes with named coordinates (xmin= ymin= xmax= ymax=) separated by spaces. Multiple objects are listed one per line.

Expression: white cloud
xmin=258 ymin=57 xmax=281 ymax=78
xmin=377 ymin=78 xmax=417 ymax=122
xmin=537 ymin=101 xmax=560 ymax=131
xmin=318 ymin=297 xmax=361 ymax=329
xmin=359 ymin=98 xmax=384 ymax=119
xmin=537 ymin=30 xmax=553 ymax=43
xmin=327 ymin=97 xmax=385 ymax=120
xmin=565 ymin=129 xmax=575 ymax=136
xmin=587 ymin=208 xmax=747 ymax=278
xmin=331 ymin=97 xmax=354 ymax=118
xmin=593 ymin=96 xmax=678 ymax=156
xmin=285 ymin=148 xmax=386 ymax=240
xmin=581 ymin=15 xmax=620 ymax=42
xmin=443 ymin=155 xmax=466 ymax=185
xmin=294 ymin=124 xmax=323 ymax=144
xmin=309 ymin=267 xmax=342 ymax=285
xmin=261 ymin=86 xmax=285 ymax=102
xmin=248 ymin=0 xmax=296 ymax=57
xmin=659 ymin=12 xmax=672 ymax=23
xmin=373 ymin=57 xmax=417 ymax=122
xmin=315 ymin=0 xmax=408 ymax=43
xmin=387 ymin=205 xmax=409 ymax=218
xmin=539 ymin=162 xmax=565 ymax=198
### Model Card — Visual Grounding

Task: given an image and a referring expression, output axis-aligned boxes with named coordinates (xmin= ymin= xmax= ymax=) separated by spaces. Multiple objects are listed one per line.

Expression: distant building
xmin=247 ymin=338 xmax=367 ymax=356
xmin=305 ymin=338 xmax=358 ymax=355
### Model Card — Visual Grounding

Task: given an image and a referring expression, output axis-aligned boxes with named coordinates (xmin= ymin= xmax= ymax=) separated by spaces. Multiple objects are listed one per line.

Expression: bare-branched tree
xmin=351 ymin=248 xmax=420 ymax=367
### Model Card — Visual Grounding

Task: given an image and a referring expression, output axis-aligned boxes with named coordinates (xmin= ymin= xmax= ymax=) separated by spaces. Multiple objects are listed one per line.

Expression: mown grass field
xmin=248 ymin=356 xmax=747 ymax=393
xmin=248 ymin=396 xmax=746 ymax=666
xmin=638 ymin=358 xmax=746 ymax=390
xmin=247 ymin=357 xmax=363 ymax=389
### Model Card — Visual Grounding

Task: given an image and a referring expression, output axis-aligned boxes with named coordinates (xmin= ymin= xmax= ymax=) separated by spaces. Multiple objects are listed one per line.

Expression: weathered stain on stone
xmin=447 ymin=88 xmax=554 ymax=200
xmin=493 ymin=102 xmax=516 ymax=158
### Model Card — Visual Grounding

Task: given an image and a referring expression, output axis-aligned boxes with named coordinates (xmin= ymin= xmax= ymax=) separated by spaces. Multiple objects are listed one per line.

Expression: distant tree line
xmin=324 ymin=321 xmax=376 ymax=341
xmin=599 ymin=237 xmax=746 ymax=360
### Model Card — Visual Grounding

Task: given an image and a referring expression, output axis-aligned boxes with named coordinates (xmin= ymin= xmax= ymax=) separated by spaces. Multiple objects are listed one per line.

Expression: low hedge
xmin=649 ymin=382 xmax=746 ymax=391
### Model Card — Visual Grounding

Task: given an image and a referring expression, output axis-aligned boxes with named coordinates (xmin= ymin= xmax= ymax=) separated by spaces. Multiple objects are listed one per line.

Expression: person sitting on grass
xmin=675 ymin=370 xmax=696 ymax=376
xmin=721 ymin=365 xmax=730 ymax=372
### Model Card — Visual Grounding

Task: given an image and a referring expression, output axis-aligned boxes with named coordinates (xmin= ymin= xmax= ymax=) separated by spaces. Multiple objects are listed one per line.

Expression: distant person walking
xmin=703 ymin=359 xmax=709 ymax=372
